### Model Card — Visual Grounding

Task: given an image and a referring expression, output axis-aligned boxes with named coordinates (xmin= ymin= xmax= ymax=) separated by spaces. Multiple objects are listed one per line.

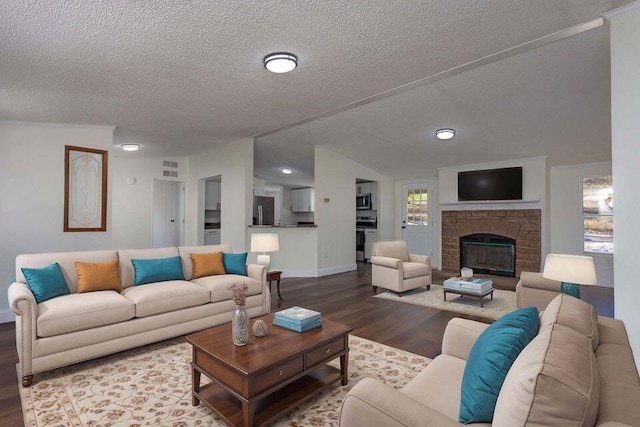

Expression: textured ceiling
xmin=0 ymin=1 xmax=631 ymax=186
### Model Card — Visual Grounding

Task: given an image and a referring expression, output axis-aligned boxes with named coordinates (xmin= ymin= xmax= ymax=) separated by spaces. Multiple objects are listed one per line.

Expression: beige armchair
xmin=515 ymin=271 xmax=562 ymax=310
xmin=370 ymin=241 xmax=431 ymax=295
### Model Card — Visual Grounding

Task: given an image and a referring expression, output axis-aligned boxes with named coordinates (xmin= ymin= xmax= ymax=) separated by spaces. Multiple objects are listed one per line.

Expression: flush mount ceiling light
xmin=264 ymin=52 xmax=297 ymax=73
xmin=435 ymin=129 xmax=456 ymax=140
xmin=120 ymin=144 xmax=140 ymax=151
xmin=281 ymin=167 xmax=293 ymax=174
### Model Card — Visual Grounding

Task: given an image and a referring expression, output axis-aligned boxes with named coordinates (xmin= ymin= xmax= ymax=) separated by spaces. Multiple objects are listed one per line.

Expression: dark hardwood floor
xmin=0 ymin=262 xmax=614 ymax=426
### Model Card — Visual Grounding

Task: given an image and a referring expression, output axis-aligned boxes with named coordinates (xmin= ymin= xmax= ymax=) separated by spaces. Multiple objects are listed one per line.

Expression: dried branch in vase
xmin=227 ymin=282 xmax=248 ymax=306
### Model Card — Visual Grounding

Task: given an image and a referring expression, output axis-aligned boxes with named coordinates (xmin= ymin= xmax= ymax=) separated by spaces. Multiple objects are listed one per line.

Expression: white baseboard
xmin=317 ymin=264 xmax=357 ymax=277
xmin=281 ymin=269 xmax=317 ymax=278
xmin=281 ymin=264 xmax=357 ymax=278
xmin=0 ymin=309 xmax=15 ymax=324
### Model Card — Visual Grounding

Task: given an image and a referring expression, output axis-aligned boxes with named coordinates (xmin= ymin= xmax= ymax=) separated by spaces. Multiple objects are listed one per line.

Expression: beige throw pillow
xmin=540 ymin=294 xmax=599 ymax=350
xmin=493 ymin=324 xmax=600 ymax=427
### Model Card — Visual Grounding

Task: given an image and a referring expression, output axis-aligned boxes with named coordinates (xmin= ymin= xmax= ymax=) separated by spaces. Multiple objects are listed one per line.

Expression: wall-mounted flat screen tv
xmin=458 ymin=167 xmax=523 ymax=201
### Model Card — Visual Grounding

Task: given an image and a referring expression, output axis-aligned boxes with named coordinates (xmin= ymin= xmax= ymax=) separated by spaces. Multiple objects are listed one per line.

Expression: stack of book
xmin=273 ymin=306 xmax=322 ymax=332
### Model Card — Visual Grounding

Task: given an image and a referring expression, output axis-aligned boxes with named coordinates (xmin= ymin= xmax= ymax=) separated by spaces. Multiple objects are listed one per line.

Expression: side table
xmin=267 ymin=270 xmax=283 ymax=301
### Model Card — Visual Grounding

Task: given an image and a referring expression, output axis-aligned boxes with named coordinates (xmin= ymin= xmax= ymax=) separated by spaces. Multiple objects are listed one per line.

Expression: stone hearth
xmin=442 ymin=210 xmax=541 ymax=277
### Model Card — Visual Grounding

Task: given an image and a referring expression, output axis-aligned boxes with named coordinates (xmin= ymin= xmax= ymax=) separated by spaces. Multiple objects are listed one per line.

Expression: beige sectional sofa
xmin=340 ymin=294 xmax=640 ymax=426
xmin=8 ymin=244 xmax=269 ymax=387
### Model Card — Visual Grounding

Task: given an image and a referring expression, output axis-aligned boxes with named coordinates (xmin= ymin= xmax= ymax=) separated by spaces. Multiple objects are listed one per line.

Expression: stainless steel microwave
xmin=356 ymin=193 xmax=371 ymax=210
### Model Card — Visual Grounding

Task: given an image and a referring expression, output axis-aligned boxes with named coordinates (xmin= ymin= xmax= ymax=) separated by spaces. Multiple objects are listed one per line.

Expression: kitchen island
xmin=247 ymin=225 xmax=318 ymax=277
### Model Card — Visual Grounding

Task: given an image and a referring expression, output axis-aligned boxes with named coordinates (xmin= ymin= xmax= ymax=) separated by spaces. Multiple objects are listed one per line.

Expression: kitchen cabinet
xmin=356 ymin=182 xmax=372 ymax=195
xmin=204 ymin=229 xmax=221 ymax=245
xmin=205 ymin=181 xmax=221 ymax=210
xmin=364 ymin=229 xmax=378 ymax=260
xmin=370 ymin=182 xmax=377 ymax=210
xmin=291 ymin=188 xmax=315 ymax=212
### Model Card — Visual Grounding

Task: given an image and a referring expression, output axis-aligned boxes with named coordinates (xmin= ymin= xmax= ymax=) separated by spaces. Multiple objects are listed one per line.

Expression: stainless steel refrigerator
xmin=253 ymin=196 xmax=275 ymax=225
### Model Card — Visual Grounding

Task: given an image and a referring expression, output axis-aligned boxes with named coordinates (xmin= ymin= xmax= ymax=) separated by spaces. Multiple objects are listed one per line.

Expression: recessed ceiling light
xmin=281 ymin=167 xmax=293 ymax=174
xmin=436 ymin=129 xmax=456 ymax=140
xmin=121 ymin=144 xmax=140 ymax=151
xmin=264 ymin=53 xmax=297 ymax=73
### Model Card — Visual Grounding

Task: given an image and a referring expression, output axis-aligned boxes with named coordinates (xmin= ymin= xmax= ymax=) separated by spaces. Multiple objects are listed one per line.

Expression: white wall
xmin=314 ymin=146 xmax=394 ymax=275
xmin=186 ymin=138 xmax=253 ymax=252
xmin=550 ymin=162 xmax=613 ymax=286
xmin=111 ymin=156 xmax=188 ymax=249
xmin=438 ymin=157 xmax=546 ymax=206
xmin=610 ymin=6 xmax=640 ymax=369
xmin=247 ymin=227 xmax=318 ymax=276
xmin=0 ymin=122 xmax=114 ymax=322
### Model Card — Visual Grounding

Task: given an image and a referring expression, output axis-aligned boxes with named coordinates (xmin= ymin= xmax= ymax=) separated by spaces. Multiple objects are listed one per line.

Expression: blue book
xmin=273 ymin=317 xmax=323 ymax=333
xmin=274 ymin=313 xmax=322 ymax=327
xmin=274 ymin=306 xmax=321 ymax=326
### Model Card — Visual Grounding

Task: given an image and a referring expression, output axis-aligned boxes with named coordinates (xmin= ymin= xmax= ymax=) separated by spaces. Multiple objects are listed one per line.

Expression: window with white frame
xmin=582 ymin=176 xmax=613 ymax=254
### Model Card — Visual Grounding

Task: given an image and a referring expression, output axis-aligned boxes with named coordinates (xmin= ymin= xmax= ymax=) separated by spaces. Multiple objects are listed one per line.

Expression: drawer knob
xmin=326 ymin=348 xmax=331 ymax=354
xmin=279 ymin=369 xmax=283 ymax=376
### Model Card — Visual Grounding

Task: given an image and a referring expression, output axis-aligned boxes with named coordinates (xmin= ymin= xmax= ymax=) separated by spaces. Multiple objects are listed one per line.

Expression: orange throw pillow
xmin=191 ymin=252 xmax=225 ymax=279
xmin=75 ymin=260 xmax=122 ymax=293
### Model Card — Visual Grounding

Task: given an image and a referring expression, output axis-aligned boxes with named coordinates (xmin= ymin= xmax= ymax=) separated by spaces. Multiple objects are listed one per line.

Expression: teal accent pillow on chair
xmin=21 ymin=262 xmax=70 ymax=303
xmin=222 ymin=252 xmax=248 ymax=276
xmin=132 ymin=256 xmax=185 ymax=286
xmin=459 ymin=306 xmax=539 ymax=424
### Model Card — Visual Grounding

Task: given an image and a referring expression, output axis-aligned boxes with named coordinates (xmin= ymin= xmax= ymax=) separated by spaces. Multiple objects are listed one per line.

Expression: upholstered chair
xmin=370 ymin=241 xmax=431 ymax=296
xmin=515 ymin=271 xmax=562 ymax=310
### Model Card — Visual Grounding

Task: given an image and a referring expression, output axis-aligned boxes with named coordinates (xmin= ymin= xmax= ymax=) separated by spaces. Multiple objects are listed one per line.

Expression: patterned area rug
xmin=20 ymin=335 xmax=431 ymax=426
xmin=374 ymin=284 xmax=517 ymax=320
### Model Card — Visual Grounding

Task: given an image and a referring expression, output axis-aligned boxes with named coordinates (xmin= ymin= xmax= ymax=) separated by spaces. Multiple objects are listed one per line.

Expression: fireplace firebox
xmin=460 ymin=234 xmax=516 ymax=277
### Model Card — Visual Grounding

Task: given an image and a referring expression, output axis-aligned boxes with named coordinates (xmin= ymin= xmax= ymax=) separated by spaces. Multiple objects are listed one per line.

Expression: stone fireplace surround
xmin=442 ymin=209 xmax=541 ymax=277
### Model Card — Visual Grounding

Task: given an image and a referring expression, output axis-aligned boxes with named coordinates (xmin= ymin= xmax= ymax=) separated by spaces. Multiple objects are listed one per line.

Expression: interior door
xmin=401 ymin=182 xmax=433 ymax=256
xmin=152 ymin=179 xmax=184 ymax=248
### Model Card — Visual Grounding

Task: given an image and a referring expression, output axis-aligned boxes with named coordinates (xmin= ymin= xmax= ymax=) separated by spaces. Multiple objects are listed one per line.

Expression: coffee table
xmin=443 ymin=287 xmax=494 ymax=307
xmin=186 ymin=313 xmax=352 ymax=427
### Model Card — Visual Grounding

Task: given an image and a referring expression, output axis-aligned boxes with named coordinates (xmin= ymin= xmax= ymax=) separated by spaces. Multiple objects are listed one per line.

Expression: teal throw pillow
xmin=459 ymin=306 xmax=539 ymax=424
xmin=222 ymin=252 xmax=248 ymax=276
xmin=132 ymin=256 xmax=185 ymax=286
xmin=21 ymin=262 xmax=70 ymax=303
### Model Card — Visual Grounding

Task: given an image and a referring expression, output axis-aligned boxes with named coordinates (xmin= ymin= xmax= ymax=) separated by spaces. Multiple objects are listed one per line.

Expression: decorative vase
xmin=232 ymin=305 xmax=249 ymax=346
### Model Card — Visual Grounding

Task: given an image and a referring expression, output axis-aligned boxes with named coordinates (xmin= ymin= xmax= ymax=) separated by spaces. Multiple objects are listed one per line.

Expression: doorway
xmin=152 ymin=179 xmax=185 ymax=248
xmin=401 ymin=181 xmax=433 ymax=256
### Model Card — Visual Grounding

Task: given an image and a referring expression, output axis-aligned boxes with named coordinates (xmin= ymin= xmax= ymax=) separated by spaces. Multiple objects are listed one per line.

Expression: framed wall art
xmin=64 ymin=145 xmax=108 ymax=232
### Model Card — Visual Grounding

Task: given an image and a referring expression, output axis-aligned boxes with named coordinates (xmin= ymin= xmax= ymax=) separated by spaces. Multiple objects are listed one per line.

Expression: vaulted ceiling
xmin=1 ymin=1 xmax=631 ymax=187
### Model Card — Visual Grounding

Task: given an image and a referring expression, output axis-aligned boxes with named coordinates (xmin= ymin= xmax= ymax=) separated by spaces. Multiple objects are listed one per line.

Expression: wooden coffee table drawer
xmin=254 ymin=357 xmax=303 ymax=394
xmin=306 ymin=338 xmax=345 ymax=368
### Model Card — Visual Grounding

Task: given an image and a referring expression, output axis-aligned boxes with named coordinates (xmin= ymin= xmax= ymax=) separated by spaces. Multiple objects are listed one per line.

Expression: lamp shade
xmin=251 ymin=233 xmax=280 ymax=253
xmin=542 ymin=253 xmax=597 ymax=285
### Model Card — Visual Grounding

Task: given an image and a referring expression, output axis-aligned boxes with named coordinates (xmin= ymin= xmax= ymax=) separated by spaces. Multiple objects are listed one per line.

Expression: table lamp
xmin=542 ymin=253 xmax=597 ymax=298
xmin=251 ymin=233 xmax=280 ymax=270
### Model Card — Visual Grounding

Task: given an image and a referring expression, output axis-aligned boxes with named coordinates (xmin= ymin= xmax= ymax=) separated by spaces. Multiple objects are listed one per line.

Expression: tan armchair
xmin=515 ymin=271 xmax=562 ymax=310
xmin=370 ymin=241 xmax=431 ymax=295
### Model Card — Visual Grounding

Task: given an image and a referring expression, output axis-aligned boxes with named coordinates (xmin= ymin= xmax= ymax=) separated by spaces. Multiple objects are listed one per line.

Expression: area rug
xmin=374 ymin=284 xmax=517 ymax=320
xmin=20 ymin=335 xmax=431 ymax=427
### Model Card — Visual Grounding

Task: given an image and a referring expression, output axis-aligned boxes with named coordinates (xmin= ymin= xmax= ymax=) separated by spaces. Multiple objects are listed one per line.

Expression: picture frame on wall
xmin=64 ymin=145 xmax=108 ymax=232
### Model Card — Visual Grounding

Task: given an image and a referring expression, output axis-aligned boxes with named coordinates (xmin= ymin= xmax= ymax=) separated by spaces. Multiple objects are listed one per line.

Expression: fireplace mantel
xmin=440 ymin=198 xmax=541 ymax=206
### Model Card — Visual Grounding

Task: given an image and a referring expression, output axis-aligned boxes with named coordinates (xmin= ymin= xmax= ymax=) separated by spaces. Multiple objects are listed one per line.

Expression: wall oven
xmin=356 ymin=193 xmax=371 ymax=210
